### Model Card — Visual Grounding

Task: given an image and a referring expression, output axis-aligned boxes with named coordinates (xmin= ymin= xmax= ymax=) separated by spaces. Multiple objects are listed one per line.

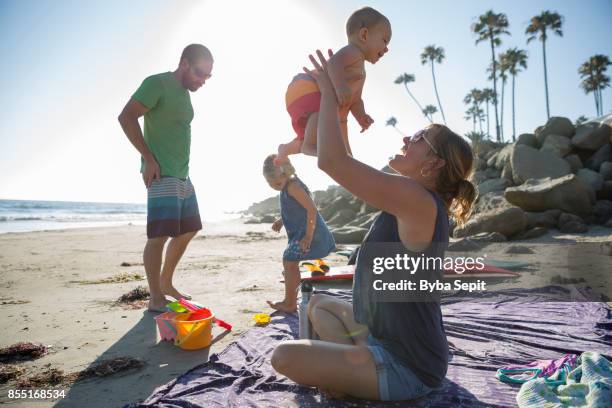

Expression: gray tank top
xmin=353 ymin=190 xmax=449 ymax=388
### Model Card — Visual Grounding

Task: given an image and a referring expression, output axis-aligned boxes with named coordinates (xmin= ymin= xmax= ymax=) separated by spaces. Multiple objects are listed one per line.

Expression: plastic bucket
xmin=173 ymin=309 xmax=214 ymax=350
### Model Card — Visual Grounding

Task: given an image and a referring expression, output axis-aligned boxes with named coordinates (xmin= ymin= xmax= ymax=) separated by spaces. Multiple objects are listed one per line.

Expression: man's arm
xmin=118 ymin=99 xmax=159 ymax=188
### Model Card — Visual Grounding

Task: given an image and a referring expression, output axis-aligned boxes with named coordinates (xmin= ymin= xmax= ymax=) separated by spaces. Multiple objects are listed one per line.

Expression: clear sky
xmin=1 ymin=0 xmax=611 ymax=219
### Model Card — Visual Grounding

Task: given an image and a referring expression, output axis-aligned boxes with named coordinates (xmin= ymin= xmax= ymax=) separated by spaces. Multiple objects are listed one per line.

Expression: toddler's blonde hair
xmin=263 ymin=154 xmax=296 ymax=182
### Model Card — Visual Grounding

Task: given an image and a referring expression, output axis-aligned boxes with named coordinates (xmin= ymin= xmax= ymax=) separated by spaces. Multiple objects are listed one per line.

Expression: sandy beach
xmin=0 ymin=221 xmax=610 ymax=407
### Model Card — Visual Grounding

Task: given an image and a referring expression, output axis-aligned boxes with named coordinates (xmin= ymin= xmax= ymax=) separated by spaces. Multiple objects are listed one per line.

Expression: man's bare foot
xmin=266 ymin=299 xmax=297 ymax=313
xmin=160 ymin=283 xmax=192 ymax=301
xmin=147 ymin=297 xmax=169 ymax=313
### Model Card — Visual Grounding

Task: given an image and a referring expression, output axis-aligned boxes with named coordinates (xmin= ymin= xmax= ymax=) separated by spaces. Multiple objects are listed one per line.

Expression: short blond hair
xmin=263 ymin=154 xmax=296 ymax=182
xmin=346 ymin=7 xmax=389 ymax=36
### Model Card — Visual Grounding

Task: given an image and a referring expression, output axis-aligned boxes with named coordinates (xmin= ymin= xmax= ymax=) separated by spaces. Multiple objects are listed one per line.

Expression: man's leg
xmin=144 ymin=236 xmax=169 ymax=312
xmin=160 ymin=230 xmax=197 ymax=300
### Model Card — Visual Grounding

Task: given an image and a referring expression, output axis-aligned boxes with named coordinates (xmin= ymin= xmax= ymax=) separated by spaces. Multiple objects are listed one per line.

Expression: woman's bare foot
xmin=147 ymin=297 xmax=169 ymax=313
xmin=160 ymin=283 xmax=192 ymax=301
xmin=266 ymin=299 xmax=297 ymax=313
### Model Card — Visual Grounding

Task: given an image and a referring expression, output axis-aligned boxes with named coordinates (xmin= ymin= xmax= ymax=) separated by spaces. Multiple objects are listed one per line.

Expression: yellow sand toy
xmin=252 ymin=313 xmax=271 ymax=326
xmin=300 ymin=259 xmax=330 ymax=277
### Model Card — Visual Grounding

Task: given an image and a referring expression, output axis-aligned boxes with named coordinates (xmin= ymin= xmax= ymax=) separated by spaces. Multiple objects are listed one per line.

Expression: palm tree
xmin=385 ymin=117 xmax=408 ymax=136
xmin=502 ymin=48 xmax=528 ymax=141
xmin=465 ymin=106 xmax=484 ymax=133
xmin=420 ymin=45 xmax=447 ymax=124
xmin=464 ymin=88 xmax=484 ymax=133
xmin=472 ymin=10 xmax=510 ymax=141
xmin=422 ymin=105 xmax=438 ymax=122
xmin=394 ymin=73 xmax=431 ymax=123
xmin=526 ymin=10 xmax=563 ymax=120
xmin=488 ymin=59 xmax=509 ymax=141
xmin=579 ymin=55 xmax=611 ymax=116
xmin=480 ymin=88 xmax=495 ymax=137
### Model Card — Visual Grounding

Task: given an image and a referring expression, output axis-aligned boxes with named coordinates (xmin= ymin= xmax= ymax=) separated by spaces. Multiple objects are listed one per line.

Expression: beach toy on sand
xmin=166 ymin=301 xmax=188 ymax=313
xmin=301 ymin=259 xmax=330 ymax=277
xmin=154 ymin=299 xmax=232 ymax=350
xmin=252 ymin=313 xmax=271 ymax=326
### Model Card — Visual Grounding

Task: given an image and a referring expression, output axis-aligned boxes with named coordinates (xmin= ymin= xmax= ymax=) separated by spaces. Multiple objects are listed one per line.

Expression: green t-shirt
xmin=133 ymin=72 xmax=194 ymax=179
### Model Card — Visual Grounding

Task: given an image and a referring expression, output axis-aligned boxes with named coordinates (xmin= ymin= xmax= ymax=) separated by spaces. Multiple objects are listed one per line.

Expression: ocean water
xmin=0 ymin=199 xmax=256 ymax=235
xmin=0 ymin=199 xmax=148 ymax=234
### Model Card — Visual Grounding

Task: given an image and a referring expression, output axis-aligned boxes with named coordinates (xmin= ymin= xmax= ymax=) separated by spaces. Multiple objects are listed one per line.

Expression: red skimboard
xmin=300 ymin=264 xmax=519 ymax=282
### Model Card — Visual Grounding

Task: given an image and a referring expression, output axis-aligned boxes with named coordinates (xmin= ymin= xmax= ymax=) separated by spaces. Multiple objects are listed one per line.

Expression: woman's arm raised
xmin=306 ymin=50 xmax=433 ymax=221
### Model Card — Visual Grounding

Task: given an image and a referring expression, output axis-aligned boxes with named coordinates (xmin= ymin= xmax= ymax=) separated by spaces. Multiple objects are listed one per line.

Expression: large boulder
xmin=525 ymin=209 xmax=562 ymax=229
xmin=593 ymin=200 xmax=612 ymax=224
xmin=600 ymin=162 xmax=612 ymax=180
xmin=454 ymin=206 xmax=527 ymax=238
xmin=598 ymin=181 xmax=612 ymax=200
xmin=472 ymin=192 xmax=514 ymax=215
xmin=331 ymin=226 xmax=368 ymax=244
xmin=510 ymin=144 xmax=572 ymax=185
xmin=320 ymin=196 xmax=352 ymax=220
xmin=557 ymin=213 xmax=588 ymax=233
xmin=504 ymin=175 xmax=592 ymax=217
xmin=535 ymin=117 xmax=575 ymax=145
xmin=472 ymin=168 xmax=502 ymax=185
xmin=477 ymin=178 xmax=511 ymax=196
xmin=487 ymin=144 xmax=514 ymax=170
xmin=585 ymin=144 xmax=612 ymax=171
xmin=540 ymin=134 xmax=572 ymax=157
xmin=572 ymin=122 xmax=612 ymax=150
xmin=516 ymin=133 xmax=538 ymax=148
xmin=565 ymin=154 xmax=583 ymax=173
xmin=576 ymin=168 xmax=604 ymax=192
xmin=327 ymin=209 xmax=357 ymax=227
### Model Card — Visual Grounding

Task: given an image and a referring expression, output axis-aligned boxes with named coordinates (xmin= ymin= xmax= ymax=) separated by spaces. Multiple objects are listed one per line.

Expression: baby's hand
xmin=357 ymin=114 xmax=374 ymax=133
xmin=271 ymin=219 xmax=283 ymax=233
xmin=336 ymin=85 xmax=352 ymax=107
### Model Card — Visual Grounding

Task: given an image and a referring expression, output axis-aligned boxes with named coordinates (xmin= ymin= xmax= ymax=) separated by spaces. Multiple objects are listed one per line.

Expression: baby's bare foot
xmin=266 ymin=299 xmax=297 ymax=313
xmin=275 ymin=145 xmax=290 ymax=165
xmin=147 ymin=298 xmax=169 ymax=313
xmin=160 ymin=283 xmax=192 ymax=301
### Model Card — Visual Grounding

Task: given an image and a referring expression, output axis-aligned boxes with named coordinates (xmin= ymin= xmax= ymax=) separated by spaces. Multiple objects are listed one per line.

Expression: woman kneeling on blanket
xmin=271 ymin=50 xmax=477 ymax=402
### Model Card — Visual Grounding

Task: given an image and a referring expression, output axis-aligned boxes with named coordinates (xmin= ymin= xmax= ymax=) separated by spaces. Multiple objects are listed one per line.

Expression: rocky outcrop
xmin=453 ymin=206 xmax=527 ymax=238
xmin=535 ymin=117 xmax=575 ymax=145
xmin=504 ymin=175 xmax=592 ymax=217
xmin=510 ymin=144 xmax=572 ymax=184
xmin=572 ymin=122 xmax=612 ymax=151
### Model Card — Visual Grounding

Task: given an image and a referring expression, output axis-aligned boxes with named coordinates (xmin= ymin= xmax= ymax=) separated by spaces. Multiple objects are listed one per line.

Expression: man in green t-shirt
xmin=118 ymin=44 xmax=213 ymax=312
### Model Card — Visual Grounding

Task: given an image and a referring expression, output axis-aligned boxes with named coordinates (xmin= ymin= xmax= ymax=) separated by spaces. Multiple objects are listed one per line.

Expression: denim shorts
xmin=366 ymin=335 xmax=432 ymax=401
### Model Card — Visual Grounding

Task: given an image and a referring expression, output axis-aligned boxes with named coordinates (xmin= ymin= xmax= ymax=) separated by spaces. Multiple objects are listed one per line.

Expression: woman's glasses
xmin=411 ymin=129 xmax=439 ymax=155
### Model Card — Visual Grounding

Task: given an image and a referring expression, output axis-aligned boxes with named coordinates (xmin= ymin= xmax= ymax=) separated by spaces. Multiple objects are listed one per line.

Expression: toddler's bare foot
xmin=147 ymin=297 xmax=169 ymax=313
xmin=160 ymin=283 xmax=192 ymax=301
xmin=266 ymin=299 xmax=297 ymax=313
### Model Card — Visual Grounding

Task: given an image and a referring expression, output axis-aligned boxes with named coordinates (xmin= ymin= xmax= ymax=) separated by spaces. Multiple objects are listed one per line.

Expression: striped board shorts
xmin=147 ymin=177 xmax=202 ymax=239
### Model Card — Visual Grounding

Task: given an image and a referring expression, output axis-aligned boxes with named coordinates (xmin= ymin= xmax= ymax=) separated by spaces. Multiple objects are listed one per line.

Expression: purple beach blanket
xmin=126 ymin=287 xmax=611 ymax=408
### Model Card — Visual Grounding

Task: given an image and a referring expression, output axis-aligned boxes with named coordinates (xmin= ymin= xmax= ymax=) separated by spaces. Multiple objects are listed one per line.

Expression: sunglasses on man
xmin=191 ymin=66 xmax=212 ymax=80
